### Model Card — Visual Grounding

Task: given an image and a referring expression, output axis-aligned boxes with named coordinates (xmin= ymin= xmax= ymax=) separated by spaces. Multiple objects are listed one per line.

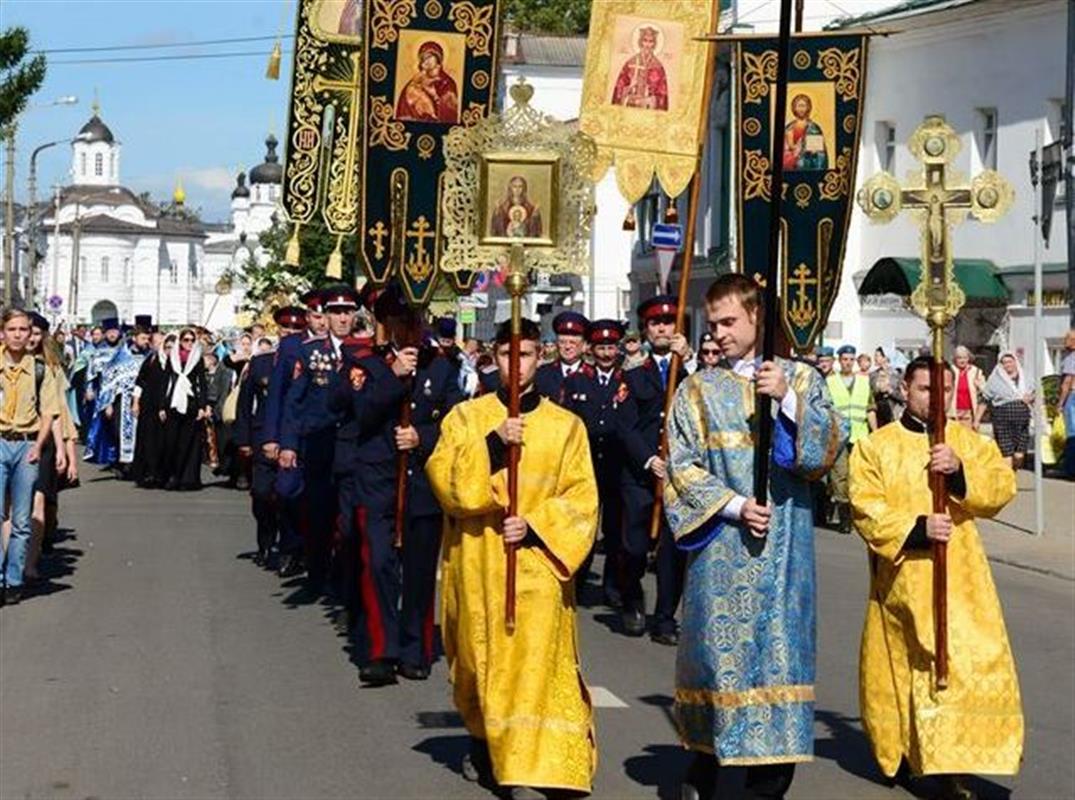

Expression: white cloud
xmin=182 ymin=166 xmax=238 ymax=192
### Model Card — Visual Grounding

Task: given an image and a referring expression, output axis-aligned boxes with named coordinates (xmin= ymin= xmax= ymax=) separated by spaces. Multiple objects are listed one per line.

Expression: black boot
xmin=359 ymin=659 xmax=398 ymax=687
xmin=679 ymin=753 xmax=717 ymax=800
xmin=277 ymin=553 xmax=305 ymax=578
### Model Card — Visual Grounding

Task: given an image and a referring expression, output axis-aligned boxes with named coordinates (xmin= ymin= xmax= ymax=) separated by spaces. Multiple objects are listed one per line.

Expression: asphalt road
xmin=1 ymin=467 xmax=1071 ymax=800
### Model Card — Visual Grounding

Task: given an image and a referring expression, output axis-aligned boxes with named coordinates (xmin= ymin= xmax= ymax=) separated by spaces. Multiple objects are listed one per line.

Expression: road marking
xmin=588 ymin=686 xmax=628 ymax=708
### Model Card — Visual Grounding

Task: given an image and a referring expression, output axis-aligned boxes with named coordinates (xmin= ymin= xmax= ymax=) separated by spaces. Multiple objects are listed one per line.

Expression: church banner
xmin=578 ymin=0 xmax=718 ymax=204
xmin=359 ymin=0 xmax=502 ymax=305
xmin=280 ymin=0 xmax=366 ymax=272
xmin=735 ymin=33 xmax=869 ymax=351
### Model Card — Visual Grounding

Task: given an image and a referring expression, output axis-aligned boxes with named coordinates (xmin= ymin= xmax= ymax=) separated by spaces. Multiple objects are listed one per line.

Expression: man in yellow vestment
xmin=850 ymin=356 xmax=1023 ymax=800
xmin=426 ymin=318 xmax=598 ymax=799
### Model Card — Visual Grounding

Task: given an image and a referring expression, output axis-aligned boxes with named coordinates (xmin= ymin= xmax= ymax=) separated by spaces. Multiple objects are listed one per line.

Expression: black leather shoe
xmin=603 ymin=585 xmax=623 ymax=610
xmin=359 ymin=659 xmax=398 ymax=686
xmin=398 ymin=663 xmax=430 ymax=681
xmin=936 ymin=775 xmax=978 ymax=800
xmin=252 ymin=550 xmax=265 ymax=567
xmin=679 ymin=753 xmax=717 ymax=800
xmin=622 ymin=608 xmax=646 ymax=637
xmin=651 ymin=629 xmax=679 ymax=646
xmin=507 ymin=787 xmax=543 ymax=800
xmin=277 ymin=554 xmax=305 ymax=578
xmin=2 ymin=586 xmax=22 ymax=606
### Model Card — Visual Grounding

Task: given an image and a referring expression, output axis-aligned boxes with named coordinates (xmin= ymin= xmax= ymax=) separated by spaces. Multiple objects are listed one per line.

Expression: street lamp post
xmin=28 ymin=131 xmax=91 ymax=308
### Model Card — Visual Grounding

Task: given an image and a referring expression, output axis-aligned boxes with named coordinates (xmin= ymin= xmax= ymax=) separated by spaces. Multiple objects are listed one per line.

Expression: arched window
xmin=101 ymin=256 xmax=110 ymax=282
xmin=80 ymin=152 xmax=87 ymax=176
xmin=170 ymin=260 xmax=178 ymax=284
xmin=123 ymin=257 xmax=132 ymax=284
xmin=94 ymin=153 xmax=103 ymax=176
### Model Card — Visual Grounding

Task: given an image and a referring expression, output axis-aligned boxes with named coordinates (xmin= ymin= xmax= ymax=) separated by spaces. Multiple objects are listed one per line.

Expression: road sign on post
xmin=652 ymin=222 xmax=683 ymax=293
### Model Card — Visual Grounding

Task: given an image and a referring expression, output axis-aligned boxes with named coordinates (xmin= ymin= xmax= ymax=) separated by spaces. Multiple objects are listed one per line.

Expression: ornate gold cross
xmin=405 ymin=215 xmax=436 ymax=280
xmin=788 ymin=263 xmax=817 ymax=328
xmin=857 ymin=116 xmax=1013 ymax=328
xmin=368 ymin=220 xmax=388 ymax=260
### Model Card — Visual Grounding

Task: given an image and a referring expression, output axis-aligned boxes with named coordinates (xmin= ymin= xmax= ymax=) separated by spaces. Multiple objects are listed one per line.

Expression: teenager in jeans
xmin=1 ymin=308 xmax=63 ymax=606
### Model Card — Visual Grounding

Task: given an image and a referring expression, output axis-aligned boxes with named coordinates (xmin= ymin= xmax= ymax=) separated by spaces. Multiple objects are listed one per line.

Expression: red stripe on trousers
xmin=356 ymin=507 xmax=386 ymax=660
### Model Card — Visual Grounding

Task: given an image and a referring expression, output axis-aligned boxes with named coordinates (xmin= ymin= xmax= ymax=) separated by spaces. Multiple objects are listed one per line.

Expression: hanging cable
xmin=47 ymin=50 xmax=294 ymax=66
xmin=32 ymin=33 xmax=294 ymax=55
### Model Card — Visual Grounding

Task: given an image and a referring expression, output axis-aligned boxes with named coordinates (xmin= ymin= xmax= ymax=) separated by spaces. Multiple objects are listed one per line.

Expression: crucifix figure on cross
xmin=856 ymin=115 xmax=1014 ymax=691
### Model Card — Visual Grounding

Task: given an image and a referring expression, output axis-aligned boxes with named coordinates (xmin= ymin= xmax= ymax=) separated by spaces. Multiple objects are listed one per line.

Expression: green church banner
xmin=359 ymin=0 xmax=501 ymax=305
xmin=735 ymin=33 xmax=869 ymax=351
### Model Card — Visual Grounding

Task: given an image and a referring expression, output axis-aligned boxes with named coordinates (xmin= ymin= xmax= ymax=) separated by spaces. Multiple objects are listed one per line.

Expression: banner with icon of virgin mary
xmin=359 ymin=0 xmax=502 ymax=305
xmin=735 ymin=34 xmax=869 ymax=351
xmin=578 ymin=0 xmax=718 ymax=204
xmin=280 ymin=0 xmax=366 ymax=271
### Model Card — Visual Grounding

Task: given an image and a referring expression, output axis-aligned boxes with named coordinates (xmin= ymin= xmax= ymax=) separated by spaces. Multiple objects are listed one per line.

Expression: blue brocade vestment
xmin=664 ymin=359 xmax=844 ymax=765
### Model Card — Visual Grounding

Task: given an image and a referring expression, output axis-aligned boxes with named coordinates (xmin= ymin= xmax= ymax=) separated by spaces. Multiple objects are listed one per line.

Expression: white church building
xmin=39 ymin=108 xmax=282 ymax=330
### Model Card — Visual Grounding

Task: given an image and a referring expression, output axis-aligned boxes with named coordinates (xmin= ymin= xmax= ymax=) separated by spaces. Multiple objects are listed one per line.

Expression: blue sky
xmin=6 ymin=0 xmax=295 ymax=221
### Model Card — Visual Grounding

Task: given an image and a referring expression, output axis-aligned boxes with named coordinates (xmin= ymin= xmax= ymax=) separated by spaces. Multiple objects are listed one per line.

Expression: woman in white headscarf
xmin=160 ymin=328 xmax=210 ymax=490
xmin=983 ymin=351 xmax=1035 ymax=469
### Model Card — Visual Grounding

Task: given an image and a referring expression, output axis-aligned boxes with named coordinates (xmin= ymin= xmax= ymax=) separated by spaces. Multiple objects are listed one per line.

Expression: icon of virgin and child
xmin=490 ymin=176 xmax=543 ymax=239
xmin=395 ymin=40 xmax=460 ymax=123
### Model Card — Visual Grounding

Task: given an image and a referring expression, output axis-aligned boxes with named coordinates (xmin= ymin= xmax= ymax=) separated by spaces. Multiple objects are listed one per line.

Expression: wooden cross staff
xmin=858 ymin=115 xmax=1013 ymax=689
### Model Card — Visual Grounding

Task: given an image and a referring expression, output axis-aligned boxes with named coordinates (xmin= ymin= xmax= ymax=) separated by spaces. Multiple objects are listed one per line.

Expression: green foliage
xmin=504 ymin=0 xmax=591 ymax=34
xmin=237 ymin=217 xmax=357 ymax=312
xmin=0 ymin=27 xmax=47 ymax=130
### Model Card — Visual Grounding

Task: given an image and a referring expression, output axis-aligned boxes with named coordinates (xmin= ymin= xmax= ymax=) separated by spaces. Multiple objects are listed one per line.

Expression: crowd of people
xmin=4 ymin=277 xmax=1075 ymax=800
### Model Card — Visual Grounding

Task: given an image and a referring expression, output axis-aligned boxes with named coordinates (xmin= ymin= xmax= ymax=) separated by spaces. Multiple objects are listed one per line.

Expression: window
xmin=109 ymin=153 xmax=116 ymax=179
xmin=635 ymin=182 xmax=660 ymax=254
xmin=170 ymin=260 xmax=178 ymax=284
xmin=80 ymin=152 xmax=87 ymax=176
xmin=976 ymin=108 xmax=998 ymax=170
xmin=94 ymin=153 xmax=103 ymax=177
xmin=101 ymin=256 xmax=109 ymax=282
xmin=123 ymin=257 xmax=132 ymax=285
xmin=876 ymin=121 xmax=896 ymax=171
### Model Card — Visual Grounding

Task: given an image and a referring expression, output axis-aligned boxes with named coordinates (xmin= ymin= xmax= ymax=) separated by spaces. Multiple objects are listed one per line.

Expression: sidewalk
xmin=977 ymin=469 xmax=1075 ymax=581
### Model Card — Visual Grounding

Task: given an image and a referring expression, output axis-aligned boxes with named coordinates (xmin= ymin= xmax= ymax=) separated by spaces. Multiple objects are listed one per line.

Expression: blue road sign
xmin=652 ymin=222 xmax=683 ymax=249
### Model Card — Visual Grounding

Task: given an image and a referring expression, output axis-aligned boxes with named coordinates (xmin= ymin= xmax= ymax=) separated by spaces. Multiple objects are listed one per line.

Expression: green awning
xmin=857 ymin=257 xmax=1009 ymax=306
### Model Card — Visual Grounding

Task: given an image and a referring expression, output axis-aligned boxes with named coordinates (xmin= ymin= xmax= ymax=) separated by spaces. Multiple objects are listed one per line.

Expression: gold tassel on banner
xmin=326 ymin=235 xmax=344 ymax=279
xmin=265 ymin=40 xmax=282 ymax=80
xmin=664 ymin=197 xmax=679 ymax=223
xmin=285 ymin=223 xmax=301 ymax=267
xmin=622 ymin=207 xmax=637 ymax=231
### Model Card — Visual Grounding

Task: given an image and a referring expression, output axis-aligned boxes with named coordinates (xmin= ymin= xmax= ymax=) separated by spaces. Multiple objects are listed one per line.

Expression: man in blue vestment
xmin=664 ymin=273 xmax=844 ymax=800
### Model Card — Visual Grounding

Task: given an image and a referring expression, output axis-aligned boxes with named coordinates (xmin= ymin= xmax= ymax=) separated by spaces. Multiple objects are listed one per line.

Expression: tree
xmin=0 ymin=27 xmax=46 ymax=130
xmin=236 ymin=216 xmax=358 ymax=312
xmin=503 ymin=0 xmax=591 ymax=34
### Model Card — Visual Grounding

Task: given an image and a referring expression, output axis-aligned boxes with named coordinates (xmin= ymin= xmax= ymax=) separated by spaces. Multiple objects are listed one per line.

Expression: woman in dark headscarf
xmin=160 ymin=328 xmax=209 ymax=490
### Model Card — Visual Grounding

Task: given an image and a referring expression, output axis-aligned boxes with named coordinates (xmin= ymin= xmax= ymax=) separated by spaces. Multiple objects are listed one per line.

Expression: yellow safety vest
xmin=827 ymin=373 xmax=871 ymax=443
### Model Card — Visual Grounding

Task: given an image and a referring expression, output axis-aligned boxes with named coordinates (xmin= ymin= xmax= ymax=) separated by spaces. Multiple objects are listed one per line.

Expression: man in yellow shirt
xmin=1 ymin=308 xmax=63 ymax=606
xmin=850 ymin=357 xmax=1022 ymax=799
xmin=426 ymin=318 xmax=598 ymax=799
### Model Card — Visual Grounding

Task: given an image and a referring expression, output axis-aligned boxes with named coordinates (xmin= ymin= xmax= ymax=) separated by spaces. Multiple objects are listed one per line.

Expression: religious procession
xmin=2 ymin=1 xmax=1073 ymax=799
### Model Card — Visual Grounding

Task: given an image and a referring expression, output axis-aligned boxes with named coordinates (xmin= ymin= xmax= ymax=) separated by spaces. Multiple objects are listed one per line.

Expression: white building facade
xmin=834 ymin=0 xmax=1070 ymax=378
xmin=38 ymin=112 xmax=281 ymax=330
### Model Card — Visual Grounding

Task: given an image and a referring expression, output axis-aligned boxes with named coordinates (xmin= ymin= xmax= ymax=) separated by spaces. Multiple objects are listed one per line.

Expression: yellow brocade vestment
xmin=850 ymin=420 xmax=1024 ymax=777
xmin=425 ymin=393 xmax=598 ymax=792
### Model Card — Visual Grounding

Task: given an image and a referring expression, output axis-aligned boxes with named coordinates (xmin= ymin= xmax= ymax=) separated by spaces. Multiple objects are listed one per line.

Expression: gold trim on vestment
xmin=676 ymin=684 xmax=815 ymax=708
xmin=705 ymin=431 xmax=754 ymax=450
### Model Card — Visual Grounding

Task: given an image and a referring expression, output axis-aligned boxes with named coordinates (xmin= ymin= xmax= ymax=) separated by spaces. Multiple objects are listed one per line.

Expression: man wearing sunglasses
xmin=697 ymin=332 xmax=722 ymax=371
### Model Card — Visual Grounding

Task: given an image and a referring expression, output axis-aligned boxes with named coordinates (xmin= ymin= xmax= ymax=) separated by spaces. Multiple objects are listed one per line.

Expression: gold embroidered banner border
xmin=579 ymin=0 xmax=718 ymax=204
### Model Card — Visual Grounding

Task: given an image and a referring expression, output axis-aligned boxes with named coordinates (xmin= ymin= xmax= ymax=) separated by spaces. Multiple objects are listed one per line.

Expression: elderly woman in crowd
xmin=983 ymin=351 xmax=1035 ymax=470
xmin=949 ymin=345 xmax=986 ymax=429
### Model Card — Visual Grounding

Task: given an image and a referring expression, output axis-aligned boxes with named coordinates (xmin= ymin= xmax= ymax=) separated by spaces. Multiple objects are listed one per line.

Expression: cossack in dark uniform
xmin=617 ymin=295 xmax=688 ymax=644
xmin=343 ymin=285 xmax=464 ymax=686
xmin=564 ymin=318 xmax=628 ymax=604
xmin=235 ymin=346 xmax=280 ymax=567
xmin=280 ymin=286 xmax=360 ymax=590
xmin=263 ymin=291 xmax=322 ymax=577
xmin=533 ymin=311 xmax=589 ymax=404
